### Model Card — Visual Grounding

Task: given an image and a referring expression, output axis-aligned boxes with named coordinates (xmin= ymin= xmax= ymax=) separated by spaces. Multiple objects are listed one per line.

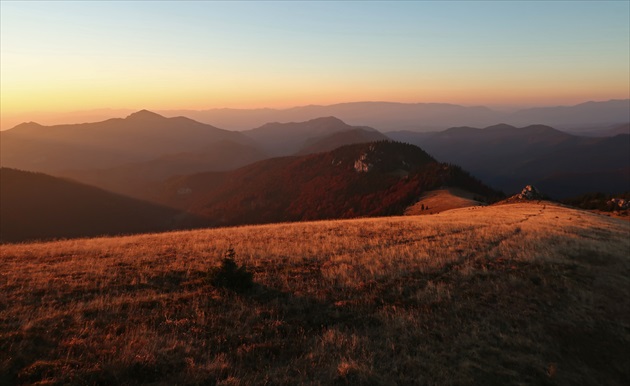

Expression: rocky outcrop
xmin=354 ymin=153 xmax=372 ymax=173
xmin=351 ymin=142 xmax=430 ymax=174
xmin=517 ymin=185 xmax=544 ymax=200
xmin=608 ymin=198 xmax=629 ymax=210
xmin=494 ymin=185 xmax=546 ymax=205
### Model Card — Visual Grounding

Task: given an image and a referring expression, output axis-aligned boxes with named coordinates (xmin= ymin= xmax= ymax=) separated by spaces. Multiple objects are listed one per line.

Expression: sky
xmin=1 ymin=0 xmax=629 ymax=127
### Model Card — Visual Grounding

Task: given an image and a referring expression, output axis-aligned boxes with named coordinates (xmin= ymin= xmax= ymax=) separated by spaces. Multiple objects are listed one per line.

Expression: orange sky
xmin=1 ymin=1 xmax=628 ymax=130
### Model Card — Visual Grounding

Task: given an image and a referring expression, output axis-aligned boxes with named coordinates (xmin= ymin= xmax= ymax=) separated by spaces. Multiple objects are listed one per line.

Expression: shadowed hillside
xmin=158 ymin=141 xmax=502 ymax=226
xmin=0 ymin=110 xmax=253 ymax=173
xmin=506 ymin=99 xmax=630 ymax=129
xmin=59 ymin=118 xmax=389 ymax=199
xmin=563 ymin=122 xmax=630 ymax=137
xmin=60 ymin=140 xmax=268 ymax=200
xmin=0 ymin=168 xmax=198 ymax=243
xmin=1 ymin=202 xmax=628 ymax=384
xmin=241 ymin=116 xmax=384 ymax=156
xmin=388 ymin=124 xmax=630 ymax=197
xmin=296 ymin=128 xmax=390 ymax=155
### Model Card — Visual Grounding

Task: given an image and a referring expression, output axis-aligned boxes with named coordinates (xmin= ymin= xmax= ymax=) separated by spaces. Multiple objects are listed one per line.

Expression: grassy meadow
xmin=1 ymin=202 xmax=629 ymax=385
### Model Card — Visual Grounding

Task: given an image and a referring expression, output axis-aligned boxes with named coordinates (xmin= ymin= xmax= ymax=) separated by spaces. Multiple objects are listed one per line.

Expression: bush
xmin=209 ymin=248 xmax=254 ymax=292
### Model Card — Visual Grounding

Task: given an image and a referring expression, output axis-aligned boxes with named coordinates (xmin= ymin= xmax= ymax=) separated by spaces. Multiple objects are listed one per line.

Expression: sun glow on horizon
xmin=1 ymin=1 xmax=628 ymax=128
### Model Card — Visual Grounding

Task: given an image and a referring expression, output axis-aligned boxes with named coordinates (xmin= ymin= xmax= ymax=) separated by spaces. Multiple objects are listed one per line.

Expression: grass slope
xmin=1 ymin=203 xmax=629 ymax=385
xmin=404 ymin=187 xmax=484 ymax=215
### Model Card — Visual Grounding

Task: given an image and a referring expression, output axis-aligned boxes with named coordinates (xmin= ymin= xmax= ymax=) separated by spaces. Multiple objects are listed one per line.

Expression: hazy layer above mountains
xmin=3 ymin=99 xmax=628 ymax=133
xmin=163 ymin=99 xmax=630 ymax=132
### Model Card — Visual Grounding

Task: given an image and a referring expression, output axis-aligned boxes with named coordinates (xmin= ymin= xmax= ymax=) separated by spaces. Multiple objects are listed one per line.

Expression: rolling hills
xmin=563 ymin=122 xmax=630 ymax=137
xmin=157 ymin=141 xmax=502 ymax=227
xmin=159 ymin=102 xmax=499 ymax=132
xmin=4 ymin=113 xmax=395 ymax=200
xmin=0 ymin=110 xmax=253 ymax=173
xmin=0 ymin=168 xmax=197 ymax=243
xmin=158 ymin=99 xmax=630 ymax=132
xmin=4 ymin=109 xmax=628 ymax=201
xmin=296 ymin=127 xmax=389 ymax=155
xmin=388 ymin=124 xmax=630 ymax=197
xmin=1 ymin=202 xmax=628 ymax=384
xmin=3 ymin=99 xmax=627 ymax=133
xmin=0 ymin=141 xmax=502 ymax=242
xmin=241 ymin=116 xmax=386 ymax=156
xmin=59 ymin=140 xmax=268 ymax=200
xmin=505 ymin=99 xmax=630 ymax=130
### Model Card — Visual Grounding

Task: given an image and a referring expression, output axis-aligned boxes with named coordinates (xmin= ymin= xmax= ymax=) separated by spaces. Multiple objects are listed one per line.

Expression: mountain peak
xmin=521 ymin=124 xmax=561 ymax=133
xmin=484 ymin=123 xmax=516 ymax=131
xmin=498 ymin=185 xmax=547 ymax=204
xmin=333 ymin=141 xmax=436 ymax=174
xmin=260 ymin=116 xmax=348 ymax=128
xmin=126 ymin=110 xmax=165 ymax=120
xmin=307 ymin=116 xmax=345 ymax=124
xmin=10 ymin=121 xmax=44 ymax=131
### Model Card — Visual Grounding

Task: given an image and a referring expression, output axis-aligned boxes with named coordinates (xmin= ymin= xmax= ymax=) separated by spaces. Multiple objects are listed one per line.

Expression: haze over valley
xmin=2 ymin=101 xmax=628 ymax=214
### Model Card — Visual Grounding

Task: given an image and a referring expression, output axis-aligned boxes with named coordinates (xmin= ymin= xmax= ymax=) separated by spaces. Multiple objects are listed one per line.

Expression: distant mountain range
xmin=241 ymin=116 xmax=386 ymax=156
xmin=296 ymin=128 xmax=389 ymax=155
xmin=5 ymin=114 xmax=389 ymax=199
xmin=0 ymin=110 xmax=252 ymax=173
xmin=158 ymin=99 xmax=629 ymax=132
xmin=0 ymin=168 xmax=197 ymax=243
xmin=3 ymin=99 xmax=627 ymax=134
xmin=2 ymin=109 xmax=628 ymax=205
xmin=388 ymin=124 xmax=630 ymax=198
xmin=563 ymin=123 xmax=630 ymax=137
xmin=59 ymin=140 xmax=268 ymax=200
xmin=505 ymin=100 xmax=629 ymax=130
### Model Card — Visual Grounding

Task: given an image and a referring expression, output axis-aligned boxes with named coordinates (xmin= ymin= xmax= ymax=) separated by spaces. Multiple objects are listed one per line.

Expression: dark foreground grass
xmin=1 ymin=203 xmax=629 ymax=385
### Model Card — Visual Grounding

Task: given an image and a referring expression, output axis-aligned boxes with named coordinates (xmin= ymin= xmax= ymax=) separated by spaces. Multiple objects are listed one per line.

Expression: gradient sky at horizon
xmin=1 ymin=0 xmax=629 ymax=118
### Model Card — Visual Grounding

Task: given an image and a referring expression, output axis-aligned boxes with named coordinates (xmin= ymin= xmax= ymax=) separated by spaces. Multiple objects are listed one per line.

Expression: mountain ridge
xmin=297 ymin=128 xmax=390 ymax=155
xmin=0 ymin=168 xmax=199 ymax=243
xmin=3 ymin=99 xmax=627 ymax=133
xmin=0 ymin=110 xmax=253 ymax=173
xmin=241 ymin=116 xmax=381 ymax=156
xmin=387 ymin=125 xmax=629 ymax=197
xmin=154 ymin=99 xmax=629 ymax=132
xmin=157 ymin=141 xmax=502 ymax=227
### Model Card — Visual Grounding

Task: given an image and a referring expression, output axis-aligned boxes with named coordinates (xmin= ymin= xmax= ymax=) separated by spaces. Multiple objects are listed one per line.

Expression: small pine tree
xmin=209 ymin=248 xmax=254 ymax=292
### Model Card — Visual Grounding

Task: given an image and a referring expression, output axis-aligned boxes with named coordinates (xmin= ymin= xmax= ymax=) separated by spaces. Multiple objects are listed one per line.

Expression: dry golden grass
xmin=404 ymin=187 xmax=483 ymax=215
xmin=1 ymin=202 xmax=629 ymax=385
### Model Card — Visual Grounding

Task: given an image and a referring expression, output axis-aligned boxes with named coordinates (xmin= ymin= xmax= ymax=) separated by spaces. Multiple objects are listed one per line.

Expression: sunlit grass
xmin=1 ymin=202 xmax=629 ymax=384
